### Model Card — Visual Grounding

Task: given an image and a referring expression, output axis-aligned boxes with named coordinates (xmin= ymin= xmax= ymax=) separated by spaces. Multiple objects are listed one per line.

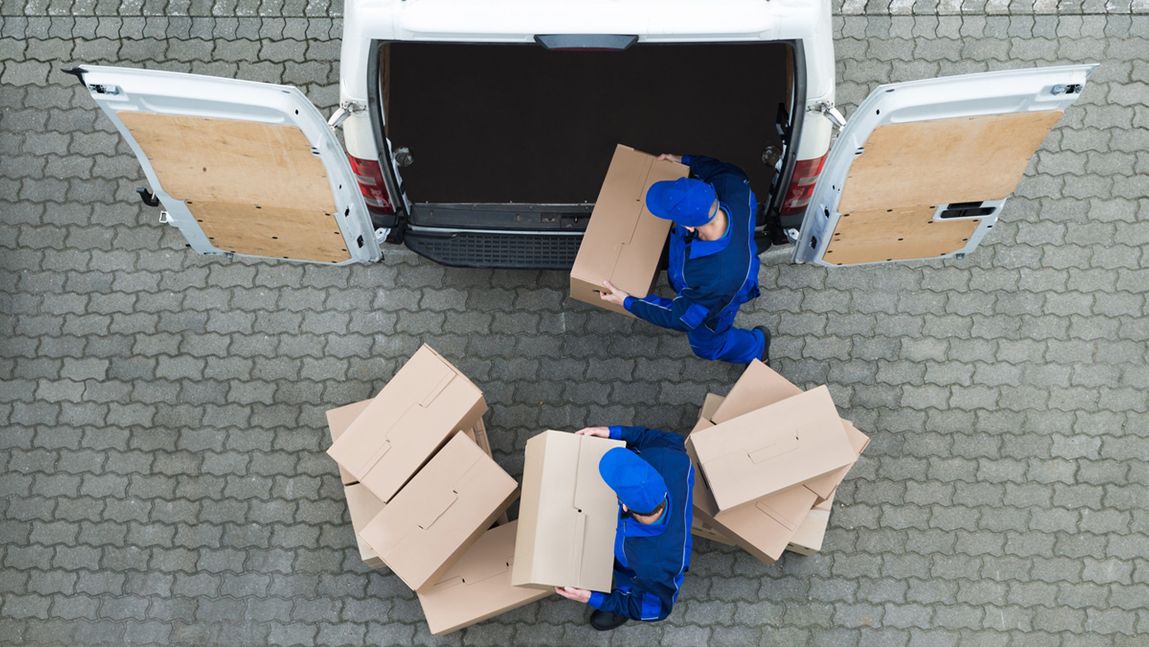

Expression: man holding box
xmin=554 ymin=425 xmax=693 ymax=631
xmin=599 ymin=154 xmax=770 ymax=365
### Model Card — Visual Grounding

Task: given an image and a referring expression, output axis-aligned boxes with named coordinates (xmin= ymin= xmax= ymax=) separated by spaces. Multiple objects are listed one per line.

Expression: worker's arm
xmin=607 ymin=425 xmax=685 ymax=452
xmin=623 ymin=291 xmax=710 ymax=333
xmin=586 ymin=577 xmax=678 ymax=622
xmin=681 ymin=154 xmax=748 ymax=185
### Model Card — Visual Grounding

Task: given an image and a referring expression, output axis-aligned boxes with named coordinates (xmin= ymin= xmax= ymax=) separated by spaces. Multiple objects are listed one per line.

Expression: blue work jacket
xmin=623 ymin=155 xmax=761 ymax=332
xmin=587 ymin=425 xmax=694 ymax=622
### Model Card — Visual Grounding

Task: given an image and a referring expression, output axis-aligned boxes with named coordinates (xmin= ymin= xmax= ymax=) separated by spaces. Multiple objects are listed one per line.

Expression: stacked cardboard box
xmin=570 ymin=144 xmax=686 ymax=316
xmin=324 ymin=345 xmax=547 ymax=635
xmin=686 ymin=360 xmax=869 ymax=561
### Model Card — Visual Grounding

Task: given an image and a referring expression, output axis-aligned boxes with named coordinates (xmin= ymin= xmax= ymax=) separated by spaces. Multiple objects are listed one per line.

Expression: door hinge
xmin=812 ymin=101 xmax=846 ymax=130
xmin=327 ymin=100 xmax=367 ymax=129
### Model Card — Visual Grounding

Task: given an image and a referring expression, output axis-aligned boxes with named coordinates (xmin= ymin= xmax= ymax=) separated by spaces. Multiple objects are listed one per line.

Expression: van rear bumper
xmin=404 ymin=227 xmax=583 ymax=269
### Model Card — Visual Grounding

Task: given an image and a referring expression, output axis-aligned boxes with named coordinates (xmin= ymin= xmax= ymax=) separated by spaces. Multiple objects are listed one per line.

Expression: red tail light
xmin=780 ymin=153 xmax=827 ymax=216
xmin=347 ymin=154 xmax=396 ymax=215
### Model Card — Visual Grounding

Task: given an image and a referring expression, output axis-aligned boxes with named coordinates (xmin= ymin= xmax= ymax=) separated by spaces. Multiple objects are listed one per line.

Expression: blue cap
xmin=598 ymin=447 xmax=668 ymax=515
xmin=645 ymin=178 xmax=717 ymax=227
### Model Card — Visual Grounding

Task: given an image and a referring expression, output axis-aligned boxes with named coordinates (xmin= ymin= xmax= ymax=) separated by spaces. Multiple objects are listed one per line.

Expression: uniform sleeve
xmin=623 ymin=292 xmax=710 ymax=332
xmin=608 ymin=426 xmax=686 ymax=452
xmin=682 ymin=154 xmax=748 ymax=184
xmin=586 ymin=577 xmax=677 ymax=622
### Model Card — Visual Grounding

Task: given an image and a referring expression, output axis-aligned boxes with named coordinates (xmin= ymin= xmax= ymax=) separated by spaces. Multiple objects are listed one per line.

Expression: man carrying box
xmin=599 ymin=153 xmax=770 ymax=365
xmin=553 ymin=425 xmax=693 ymax=631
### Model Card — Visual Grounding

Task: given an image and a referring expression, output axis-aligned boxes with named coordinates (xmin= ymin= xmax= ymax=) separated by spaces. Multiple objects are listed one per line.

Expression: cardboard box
xmin=344 ymin=483 xmax=386 ymax=569
xmin=570 ymin=144 xmax=686 ymax=316
xmin=327 ymin=345 xmax=487 ymax=502
xmin=359 ymin=433 xmax=517 ymax=591
xmin=512 ymin=430 xmax=624 ymax=592
xmin=786 ymin=495 xmax=834 ymax=556
xmin=709 ymin=361 xmax=870 ymax=503
xmin=689 ymin=385 xmax=855 ymax=511
xmin=417 ymin=521 xmax=552 ymax=635
xmin=326 ymin=399 xmax=371 ymax=486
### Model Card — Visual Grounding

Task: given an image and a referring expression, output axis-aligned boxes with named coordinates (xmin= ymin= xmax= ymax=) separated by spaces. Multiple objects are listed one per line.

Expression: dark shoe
xmin=756 ymin=326 xmax=772 ymax=366
xmin=590 ymin=609 xmax=629 ymax=631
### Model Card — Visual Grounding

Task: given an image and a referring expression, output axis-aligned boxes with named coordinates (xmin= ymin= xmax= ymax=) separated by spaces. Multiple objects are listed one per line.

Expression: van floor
xmin=384 ymin=42 xmax=789 ymax=206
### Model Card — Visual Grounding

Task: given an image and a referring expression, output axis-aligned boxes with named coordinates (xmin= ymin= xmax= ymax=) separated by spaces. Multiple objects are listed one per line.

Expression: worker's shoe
xmin=589 ymin=610 xmax=629 ymax=631
xmin=756 ymin=326 xmax=772 ymax=366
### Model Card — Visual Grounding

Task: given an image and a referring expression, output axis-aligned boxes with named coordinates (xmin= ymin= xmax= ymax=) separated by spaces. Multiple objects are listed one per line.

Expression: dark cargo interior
xmin=381 ymin=42 xmax=791 ymax=206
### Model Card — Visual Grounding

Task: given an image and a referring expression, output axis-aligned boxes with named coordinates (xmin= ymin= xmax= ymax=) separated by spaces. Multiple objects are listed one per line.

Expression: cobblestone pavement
xmin=2 ymin=5 xmax=1149 ymax=647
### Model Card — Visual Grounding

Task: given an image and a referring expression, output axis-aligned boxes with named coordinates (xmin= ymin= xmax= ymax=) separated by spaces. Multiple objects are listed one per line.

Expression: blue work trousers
xmin=645 ymin=296 xmax=764 ymax=364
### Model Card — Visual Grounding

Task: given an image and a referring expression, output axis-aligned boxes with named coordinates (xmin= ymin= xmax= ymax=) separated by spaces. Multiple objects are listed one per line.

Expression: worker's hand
xmin=599 ymin=280 xmax=630 ymax=306
xmin=554 ymin=586 xmax=592 ymax=604
xmin=657 ymin=153 xmax=683 ymax=164
xmin=575 ymin=426 xmax=611 ymax=438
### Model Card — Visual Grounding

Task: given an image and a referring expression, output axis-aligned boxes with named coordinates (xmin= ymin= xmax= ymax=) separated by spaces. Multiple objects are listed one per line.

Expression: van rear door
xmin=793 ymin=64 xmax=1096 ymax=267
xmin=76 ymin=65 xmax=380 ymax=265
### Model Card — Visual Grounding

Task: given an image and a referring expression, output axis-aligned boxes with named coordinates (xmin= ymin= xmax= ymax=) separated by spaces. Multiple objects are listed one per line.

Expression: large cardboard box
xmin=417 ymin=521 xmax=552 ymax=635
xmin=710 ymin=361 xmax=870 ymax=503
xmin=344 ymin=483 xmax=386 ymax=570
xmin=512 ymin=430 xmax=625 ymax=592
xmin=688 ymin=385 xmax=855 ymax=511
xmin=326 ymin=399 xmax=370 ymax=486
xmin=787 ymin=494 xmax=834 ymax=556
xmin=569 ymin=144 xmax=686 ymax=316
xmin=327 ymin=345 xmax=487 ymax=502
xmin=359 ymin=433 xmax=518 ymax=591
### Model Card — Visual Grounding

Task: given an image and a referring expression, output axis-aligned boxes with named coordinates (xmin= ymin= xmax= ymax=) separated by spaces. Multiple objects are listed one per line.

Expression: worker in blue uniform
xmin=599 ymin=153 xmax=770 ymax=365
xmin=554 ymin=425 xmax=694 ymax=631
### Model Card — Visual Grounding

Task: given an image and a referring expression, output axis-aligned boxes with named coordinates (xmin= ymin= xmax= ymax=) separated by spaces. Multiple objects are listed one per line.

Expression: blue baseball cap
xmin=645 ymin=178 xmax=718 ymax=227
xmin=598 ymin=447 xmax=668 ymax=515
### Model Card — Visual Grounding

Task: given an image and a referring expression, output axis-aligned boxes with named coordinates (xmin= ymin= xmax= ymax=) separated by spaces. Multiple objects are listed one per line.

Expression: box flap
xmin=691 ymin=386 xmax=854 ymax=511
xmin=327 ymin=345 xmax=487 ymax=502
xmin=511 ymin=431 xmax=623 ymax=592
xmin=360 ymin=433 xmax=517 ymax=590
xmin=418 ymin=521 xmax=551 ymax=635
xmin=699 ymin=393 xmax=725 ymax=423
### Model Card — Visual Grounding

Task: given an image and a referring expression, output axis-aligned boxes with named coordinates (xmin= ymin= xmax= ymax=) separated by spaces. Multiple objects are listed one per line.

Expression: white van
xmin=75 ymin=0 xmax=1093 ymax=270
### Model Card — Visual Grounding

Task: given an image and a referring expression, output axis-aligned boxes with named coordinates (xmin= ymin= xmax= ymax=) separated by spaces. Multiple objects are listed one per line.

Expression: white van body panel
xmin=793 ymin=64 xmax=1097 ymax=267
xmin=339 ymin=0 xmax=837 ymax=172
xmin=82 ymin=65 xmax=380 ymax=264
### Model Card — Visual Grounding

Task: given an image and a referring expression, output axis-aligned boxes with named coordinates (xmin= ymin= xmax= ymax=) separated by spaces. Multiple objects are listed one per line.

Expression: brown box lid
xmin=327 ymin=344 xmax=487 ymax=502
xmin=690 ymin=386 xmax=855 ymax=511
xmin=327 ymin=399 xmax=371 ymax=486
xmin=417 ymin=521 xmax=551 ymax=635
xmin=570 ymin=144 xmax=684 ymax=316
xmin=511 ymin=430 xmax=624 ymax=592
xmin=358 ymin=433 xmax=518 ymax=591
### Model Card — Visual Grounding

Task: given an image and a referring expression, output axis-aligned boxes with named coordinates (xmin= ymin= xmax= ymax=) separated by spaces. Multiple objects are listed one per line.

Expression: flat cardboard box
xmin=787 ymin=495 xmax=834 ymax=556
xmin=326 ymin=399 xmax=371 ymax=486
xmin=327 ymin=344 xmax=488 ymax=502
xmin=417 ymin=521 xmax=552 ymax=635
xmin=569 ymin=144 xmax=685 ymax=316
xmin=689 ymin=385 xmax=855 ymax=511
xmin=359 ymin=433 xmax=518 ymax=591
xmin=344 ymin=483 xmax=386 ymax=569
xmin=709 ymin=361 xmax=870 ymax=502
xmin=512 ymin=430 xmax=625 ymax=592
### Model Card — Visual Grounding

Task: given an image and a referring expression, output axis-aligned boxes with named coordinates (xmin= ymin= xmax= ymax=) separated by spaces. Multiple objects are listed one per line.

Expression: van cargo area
xmin=381 ymin=42 xmax=791 ymax=209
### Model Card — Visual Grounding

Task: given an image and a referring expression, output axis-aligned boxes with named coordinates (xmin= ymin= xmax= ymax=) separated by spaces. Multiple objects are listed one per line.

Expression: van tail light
xmin=780 ymin=153 xmax=827 ymax=216
xmin=348 ymin=154 xmax=396 ymax=216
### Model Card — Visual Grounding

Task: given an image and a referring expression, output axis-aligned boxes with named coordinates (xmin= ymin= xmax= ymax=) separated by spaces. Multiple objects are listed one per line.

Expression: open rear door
xmin=794 ymin=65 xmax=1096 ymax=267
xmin=77 ymin=65 xmax=380 ymax=265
